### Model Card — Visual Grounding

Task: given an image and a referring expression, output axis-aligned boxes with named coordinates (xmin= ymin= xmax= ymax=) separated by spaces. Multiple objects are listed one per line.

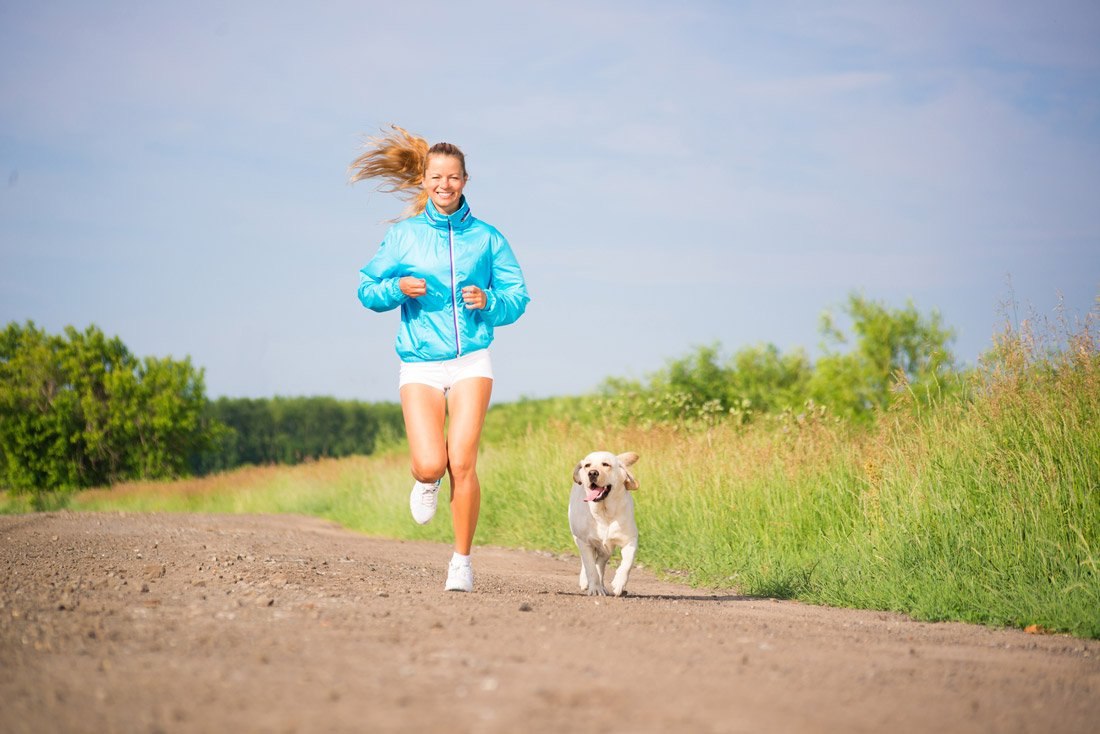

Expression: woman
xmin=353 ymin=126 xmax=530 ymax=592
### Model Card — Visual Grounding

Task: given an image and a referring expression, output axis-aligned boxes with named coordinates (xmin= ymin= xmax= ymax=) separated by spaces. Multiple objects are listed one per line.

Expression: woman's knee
xmin=446 ymin=453 xmax=479 ymax=482
xmin=410 ymin=454 xmax=447 ymax=482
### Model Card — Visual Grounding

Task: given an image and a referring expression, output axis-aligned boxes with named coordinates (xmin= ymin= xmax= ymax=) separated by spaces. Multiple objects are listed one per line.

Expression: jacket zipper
xmin=448 ymin=220 xmax=462 ymax=356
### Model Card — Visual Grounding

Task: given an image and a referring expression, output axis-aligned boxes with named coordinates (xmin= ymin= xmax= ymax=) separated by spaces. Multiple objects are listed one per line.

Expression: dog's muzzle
xmin=584 ymin=482 xmax=612 ymax=503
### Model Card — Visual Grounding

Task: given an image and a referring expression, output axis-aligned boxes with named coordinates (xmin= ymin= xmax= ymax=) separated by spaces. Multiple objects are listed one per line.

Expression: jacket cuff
xmin=483 ymin=288 xmax=497 ymax=313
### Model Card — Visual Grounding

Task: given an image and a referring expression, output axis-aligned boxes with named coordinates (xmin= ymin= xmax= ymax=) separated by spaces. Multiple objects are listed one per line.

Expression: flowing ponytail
xmin=349 ymin=125 xmax=467 ymax=219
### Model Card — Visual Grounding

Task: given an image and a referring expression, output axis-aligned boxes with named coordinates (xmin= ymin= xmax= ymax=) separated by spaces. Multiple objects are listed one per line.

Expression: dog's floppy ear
xmin=617 ymin=452 xmax=639 ymax=467
xmin=618 ymin=452 xmax=640 ymax=491
xmin=572 ymin=461 xmax=583 ymax=486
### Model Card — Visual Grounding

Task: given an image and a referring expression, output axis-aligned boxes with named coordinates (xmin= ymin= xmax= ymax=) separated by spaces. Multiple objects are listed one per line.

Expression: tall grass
xmin=46 ymin=310 xmax=1100 ymax=638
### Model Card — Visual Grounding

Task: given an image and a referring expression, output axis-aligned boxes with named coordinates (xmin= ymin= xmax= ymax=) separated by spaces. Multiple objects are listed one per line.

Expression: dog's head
xmin=572 ymin=451 xmax=640 ymax=503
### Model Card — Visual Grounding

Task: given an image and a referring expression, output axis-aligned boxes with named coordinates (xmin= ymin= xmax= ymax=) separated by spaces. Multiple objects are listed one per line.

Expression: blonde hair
xmin=349 ymin=125 xmax=467 ymax=219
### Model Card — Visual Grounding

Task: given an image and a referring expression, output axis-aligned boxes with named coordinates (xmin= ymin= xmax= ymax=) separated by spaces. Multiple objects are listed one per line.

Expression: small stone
xmin=518 ymin=602 xmax=533 ymax=612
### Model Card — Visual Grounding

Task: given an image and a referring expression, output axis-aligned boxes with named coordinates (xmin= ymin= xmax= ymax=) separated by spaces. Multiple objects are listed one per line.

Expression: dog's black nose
xmin=587 ymin=469 xmax=599 ymax=481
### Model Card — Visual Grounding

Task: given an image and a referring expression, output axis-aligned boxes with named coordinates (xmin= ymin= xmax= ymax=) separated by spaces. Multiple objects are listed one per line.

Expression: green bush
xmin=0 ymin=322 xmax=219 ymax=501
xmin=594 ymin=292 xmax=957 ymax=426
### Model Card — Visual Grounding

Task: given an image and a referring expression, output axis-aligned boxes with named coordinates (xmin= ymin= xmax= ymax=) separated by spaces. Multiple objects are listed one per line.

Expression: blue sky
xmin=2 ymin=1 xmax=1098 ymax=403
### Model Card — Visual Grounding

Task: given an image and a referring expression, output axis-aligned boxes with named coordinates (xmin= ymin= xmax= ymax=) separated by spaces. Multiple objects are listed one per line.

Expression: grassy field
xmin=6 ymin=318 xmax=1098 ymax=638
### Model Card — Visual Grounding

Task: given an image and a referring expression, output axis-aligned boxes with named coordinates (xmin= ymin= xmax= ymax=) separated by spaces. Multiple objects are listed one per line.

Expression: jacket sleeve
xmin=482 ymin=233 xmax=530 ymax=327
xmin=358 ymin=236 xmax=407 ymax=313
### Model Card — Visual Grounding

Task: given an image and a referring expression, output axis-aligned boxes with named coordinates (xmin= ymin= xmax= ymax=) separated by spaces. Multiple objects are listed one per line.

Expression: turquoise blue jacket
xmin=358 ymin=197 xmax=530 ymax=362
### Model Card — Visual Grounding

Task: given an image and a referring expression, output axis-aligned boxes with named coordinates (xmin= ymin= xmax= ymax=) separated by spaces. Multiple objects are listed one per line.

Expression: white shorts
xmin=398 ymin=349 xmax=494 ymax=393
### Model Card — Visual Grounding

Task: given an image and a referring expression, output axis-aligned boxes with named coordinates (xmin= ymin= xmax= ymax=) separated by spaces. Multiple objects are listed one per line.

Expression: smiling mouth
xmin=584 ymin=483 xmax=612 ymax=503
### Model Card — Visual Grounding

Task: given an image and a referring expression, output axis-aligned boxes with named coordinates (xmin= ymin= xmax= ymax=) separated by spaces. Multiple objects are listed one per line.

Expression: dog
xmin=568 ymin=451 xmax=640 ymax=596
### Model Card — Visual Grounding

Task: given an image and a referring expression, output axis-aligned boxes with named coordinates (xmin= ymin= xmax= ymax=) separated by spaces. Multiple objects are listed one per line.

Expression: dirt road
xmin=2 ymin=512 xmax=1097 ymax=733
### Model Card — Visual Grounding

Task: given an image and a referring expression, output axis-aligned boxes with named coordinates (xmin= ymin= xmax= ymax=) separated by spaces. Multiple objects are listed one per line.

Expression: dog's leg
xmin=610 ymin=541 xmax=637 ymax=597
xmin=596 ymin=550 xmax=610 ymax=592
xmin=576 ymin=542 xmax=607 ymax=596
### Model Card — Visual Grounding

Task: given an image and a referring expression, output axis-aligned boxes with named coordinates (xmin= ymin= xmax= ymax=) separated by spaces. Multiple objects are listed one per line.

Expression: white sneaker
xmin=409 ymin=480 xmax=440 ymax=525
xmin=444 ymin=560 xmax=474 ymax=592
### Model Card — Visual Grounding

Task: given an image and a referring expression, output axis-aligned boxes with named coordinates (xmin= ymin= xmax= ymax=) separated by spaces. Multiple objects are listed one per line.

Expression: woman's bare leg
xmin=444 ymin=377 xmax=493 ymax=555
xmin=399 ymin=384 xmax=448 ymax=483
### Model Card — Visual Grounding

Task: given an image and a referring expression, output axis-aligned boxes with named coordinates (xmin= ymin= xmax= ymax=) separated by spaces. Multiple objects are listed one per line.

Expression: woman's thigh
xmin=400 ymin=383 xmax=447 ymax=478
xmin=445 ymin=377 xmax=493 ymax=474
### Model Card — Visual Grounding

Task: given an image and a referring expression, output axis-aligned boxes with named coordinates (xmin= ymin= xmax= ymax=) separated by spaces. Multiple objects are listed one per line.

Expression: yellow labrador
xmin=568 ymin=451 xmax=640 ymax=596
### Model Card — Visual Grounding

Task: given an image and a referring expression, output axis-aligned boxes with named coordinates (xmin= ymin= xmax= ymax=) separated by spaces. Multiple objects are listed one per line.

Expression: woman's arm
xmin=480 ymin=235 xmax=530 ymax=327
xmin=358 ymin=238 xmax=408 ymax=313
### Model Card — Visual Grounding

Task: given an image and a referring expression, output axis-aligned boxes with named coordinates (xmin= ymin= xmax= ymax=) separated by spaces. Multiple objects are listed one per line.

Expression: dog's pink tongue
xmin=584 ymin=485 xmax=605 ymax=502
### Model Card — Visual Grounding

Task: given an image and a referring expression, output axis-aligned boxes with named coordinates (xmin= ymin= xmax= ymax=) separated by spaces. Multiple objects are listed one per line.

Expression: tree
xmin=0 ymin=321 xmax=219 ymax=497
xmin=809 ymin=293 xmax=956 ymax=419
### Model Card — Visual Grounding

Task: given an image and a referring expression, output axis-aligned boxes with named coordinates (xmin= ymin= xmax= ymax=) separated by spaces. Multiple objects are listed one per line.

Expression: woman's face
xmin=422 ymin=154 xmax=467 ymax=214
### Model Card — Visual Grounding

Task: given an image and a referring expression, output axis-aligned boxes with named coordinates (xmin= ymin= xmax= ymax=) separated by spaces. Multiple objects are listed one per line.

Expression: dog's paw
xmin=612 ymin=585 xmax=628 ymax=597
xmin=585 ymin=585 xmax=608 ymax=597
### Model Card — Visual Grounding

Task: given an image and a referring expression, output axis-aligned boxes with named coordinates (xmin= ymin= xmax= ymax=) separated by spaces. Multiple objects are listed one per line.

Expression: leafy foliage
xmin=591 ymin=292 xmax=956 ymax=427
xmin=810 ymin=293 xmax=956 ymax=418
xmin=192 ymin=396 xmax=405 ymax=474
xmin=0 ymin=322 xmax=218 ymax=499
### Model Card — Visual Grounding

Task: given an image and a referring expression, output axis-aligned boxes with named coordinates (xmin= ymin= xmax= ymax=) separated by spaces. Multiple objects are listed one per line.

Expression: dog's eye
xmin=601 ymin=462 xmax=611 ymax=468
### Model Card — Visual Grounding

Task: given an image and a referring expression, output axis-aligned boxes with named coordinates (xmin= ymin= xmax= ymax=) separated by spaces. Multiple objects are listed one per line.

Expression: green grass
xmin=6 ymin=320 xmax=1098 ymax=639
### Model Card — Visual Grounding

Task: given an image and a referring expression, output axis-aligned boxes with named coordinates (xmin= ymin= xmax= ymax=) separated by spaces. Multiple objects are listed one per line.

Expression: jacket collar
xmin=423 ymin=196 xmax=474 ymax=231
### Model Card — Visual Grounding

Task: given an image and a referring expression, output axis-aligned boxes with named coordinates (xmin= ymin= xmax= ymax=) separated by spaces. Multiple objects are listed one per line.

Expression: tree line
xmin=598 ymin=292 xmax=956 ymax=424
xmin=0 ymin=321 xmax=405 ymax=503
xmin=192 ymin=396 xmax=404 ymax=475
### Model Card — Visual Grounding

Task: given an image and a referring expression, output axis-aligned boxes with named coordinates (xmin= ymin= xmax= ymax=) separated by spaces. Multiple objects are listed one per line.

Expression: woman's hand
xmin=399 ymin=276 xmax=427 ymax=298
xmin=461 ymin=286 xmax=487 ymax=310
